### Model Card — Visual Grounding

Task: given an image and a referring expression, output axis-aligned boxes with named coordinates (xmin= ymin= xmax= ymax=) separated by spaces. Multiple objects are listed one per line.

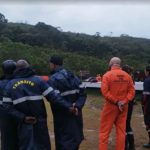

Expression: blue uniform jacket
xmin=142 ymin=76 xmax=150 ymax=127
xmin=0 ymin=75 xmax=19 ymax=150
xmin=48 ymin=67 xmax=87 ymax=149
xmin=48 ymin=67 xmax=87 ymax=113
xmin=2 ymin=68 xmax=71 ymax=122
xmin=0 ymin=75 xmax=12 ymax=118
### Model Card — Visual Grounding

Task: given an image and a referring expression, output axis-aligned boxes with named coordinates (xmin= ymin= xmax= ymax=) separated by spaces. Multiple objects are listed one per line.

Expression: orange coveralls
xmin=99 ymin=66 xmax=135 ymax=150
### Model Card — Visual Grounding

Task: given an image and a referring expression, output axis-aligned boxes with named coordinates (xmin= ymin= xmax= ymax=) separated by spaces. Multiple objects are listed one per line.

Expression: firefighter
xmin=142 ymin=65 xmax=150 ymax=148
xmin=2 ymin=59 xmax=76 ymax=150
xmin=122 ymin=65 xmax=135 ymax=150
xmin=47 ymin=55 xmax=87 ymax=150
xmin=0 ymin=60 xmax=18 ymax=150
xmin=99 ymin=57 xmax=135 ymax=150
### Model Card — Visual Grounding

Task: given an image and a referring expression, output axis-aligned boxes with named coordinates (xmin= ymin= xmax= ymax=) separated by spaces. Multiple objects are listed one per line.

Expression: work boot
xmin=125 ymin=135 xmax=129 ymax=150
xmin=143 ymin=131 xmax=150 ymax=148
xmin=128 ymin=134 xmax=135 ymax=150
xmin=143 ymin=142 xmax=150 ymax=148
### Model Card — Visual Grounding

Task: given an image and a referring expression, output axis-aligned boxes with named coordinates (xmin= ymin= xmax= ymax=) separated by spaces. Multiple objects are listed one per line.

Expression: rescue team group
xmin=0 ymin=56 xmax=149 ymax=150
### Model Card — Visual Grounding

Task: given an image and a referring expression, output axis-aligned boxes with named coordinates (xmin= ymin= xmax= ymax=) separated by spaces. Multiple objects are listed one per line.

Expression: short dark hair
xmin=49 ymin=55 xmax=63 ymax=66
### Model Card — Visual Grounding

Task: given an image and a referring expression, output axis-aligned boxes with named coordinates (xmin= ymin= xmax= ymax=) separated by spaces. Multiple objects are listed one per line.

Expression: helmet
xmin=2 ymin=60 xmax=16 ymax=75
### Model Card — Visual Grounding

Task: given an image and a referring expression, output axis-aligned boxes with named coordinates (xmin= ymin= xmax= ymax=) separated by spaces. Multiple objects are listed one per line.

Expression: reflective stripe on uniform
xmin=143 ymin=91 xmax=150 ymax=95
xmin=127 ymin=131 xmax=133 ymax=135
xmin=43 ymin=87 xmax=53 ymax=96
xmin=3 ymin=97 xmax=12 ymax=103
xmin=13 ymin=95 xmax=43 ymax=105
xmin=61 ymin=89 xmax=79 ymax=96
xmin=0 ymin=101 xmax=2 ymax=105
xmin=79 ymin=83 xmax=86 ymax=88
xmin=54 ymin=90 xmax=60 ymax=94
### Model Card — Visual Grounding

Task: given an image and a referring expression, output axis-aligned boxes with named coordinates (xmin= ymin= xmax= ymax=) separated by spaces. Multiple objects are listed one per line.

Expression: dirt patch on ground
xmin=46 ymin=92 xmax=149 ymax=150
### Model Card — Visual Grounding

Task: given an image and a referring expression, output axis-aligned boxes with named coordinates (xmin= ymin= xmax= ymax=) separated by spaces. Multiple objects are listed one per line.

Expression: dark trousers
xmin=125 ymin=101 xmax=135 ymax=149
xmin=18 ymin=118 xmax=51 ymax=150
xmin=53 ymin=114 xmax=83 ymax=150
xmin=0 ymin=117 xmax=18 ymax=150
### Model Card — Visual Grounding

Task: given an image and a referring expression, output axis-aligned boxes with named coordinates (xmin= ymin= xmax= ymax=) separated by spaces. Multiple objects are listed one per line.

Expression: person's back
xmin=99 ymin=57 xmax=135 ymax=150
xmin=6 ymin=74 xmax=48 ymax=117
xmin=50 ymin=68 xmax=83 ymax=113
xmin=0 ymin=60 xmax=18 ymax=150
xmin=102 ymin=67 xmax=133 ymax=104
xmin=48 ymin=55 xmax=86 ymax=150
xmin=3 ymin=59 xmax=73 ymax=150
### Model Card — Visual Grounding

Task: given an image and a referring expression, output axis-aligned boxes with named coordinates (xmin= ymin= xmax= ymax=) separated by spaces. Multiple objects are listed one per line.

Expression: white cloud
xmin=0 ymin=3 xmax=150 ymax=38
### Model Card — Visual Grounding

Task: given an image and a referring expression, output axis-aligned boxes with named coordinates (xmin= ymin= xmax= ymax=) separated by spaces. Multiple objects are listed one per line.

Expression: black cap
xmin=2 ymin=60 xmax=16 ymax=75
xmin=49 ymin=55 xmax=63 ymax=66
xmin=146 ymin=65 xmax=150 ymax=72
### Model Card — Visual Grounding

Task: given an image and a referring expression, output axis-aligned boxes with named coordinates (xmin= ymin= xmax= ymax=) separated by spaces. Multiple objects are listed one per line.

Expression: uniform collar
xmin=111 ymin=66 xmax=121 ymax=70
xmin=14 ymin=67 xmax=35 ymax=78
xmin=51 ymin=66 xmax=64 ymax=74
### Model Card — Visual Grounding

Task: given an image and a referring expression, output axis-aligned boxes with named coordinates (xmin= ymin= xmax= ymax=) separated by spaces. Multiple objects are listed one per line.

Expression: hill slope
xmin=1 ymin=13 xmax=150 ymax=74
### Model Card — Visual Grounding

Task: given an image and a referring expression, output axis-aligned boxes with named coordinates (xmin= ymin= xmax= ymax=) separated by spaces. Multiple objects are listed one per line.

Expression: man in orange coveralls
xmin=99 ymin=57 xmax=135 ymax=150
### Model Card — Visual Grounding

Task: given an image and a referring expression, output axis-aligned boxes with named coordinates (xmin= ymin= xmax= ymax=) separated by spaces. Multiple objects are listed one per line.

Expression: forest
xmin=0 ymin=12 xmax=150 ymax=76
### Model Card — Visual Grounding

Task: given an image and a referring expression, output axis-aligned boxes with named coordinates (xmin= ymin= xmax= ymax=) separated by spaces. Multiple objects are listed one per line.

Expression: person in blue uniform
xmin=2 ymin=59 xmax=76 ymax=150
xmin=0 ymin=60 xmax=18 ymax=150
xmin=142 ymin=65 xmax=150 ymax=148
xmin=48 ymin=55 xmax=87 ymax=150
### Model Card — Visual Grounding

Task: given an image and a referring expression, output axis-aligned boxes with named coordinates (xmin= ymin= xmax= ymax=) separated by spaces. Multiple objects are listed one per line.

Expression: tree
xmin=95 ymin=32 xmax=101 ymax=37
xmin=0 ymin=13 xmax=8 ymax=23
xmin=0 ymin=13 xmax=8 ymax=34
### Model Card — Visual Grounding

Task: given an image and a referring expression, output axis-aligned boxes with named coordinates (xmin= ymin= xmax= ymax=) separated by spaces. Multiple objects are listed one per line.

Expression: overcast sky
xmin=0 ymin=2 xmax=150 ymax=39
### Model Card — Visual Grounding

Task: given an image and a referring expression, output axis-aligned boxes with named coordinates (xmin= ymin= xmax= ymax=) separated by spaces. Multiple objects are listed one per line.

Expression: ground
xmin=46 ymin=90 xmax=149 ymax=150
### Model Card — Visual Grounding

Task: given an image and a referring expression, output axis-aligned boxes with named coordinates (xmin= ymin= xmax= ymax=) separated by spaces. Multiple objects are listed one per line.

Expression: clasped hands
xmin=117 ymin=101 xmax=125 ymax=112
xmin=24 ymin=103 xmax=79 ymax=124
xmin=69 ymin=103 xmax=79 ymax=116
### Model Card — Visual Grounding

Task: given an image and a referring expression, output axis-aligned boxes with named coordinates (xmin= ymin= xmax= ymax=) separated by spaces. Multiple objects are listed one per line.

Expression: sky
xmin=0 ymin=2 xmax=150 ymax=39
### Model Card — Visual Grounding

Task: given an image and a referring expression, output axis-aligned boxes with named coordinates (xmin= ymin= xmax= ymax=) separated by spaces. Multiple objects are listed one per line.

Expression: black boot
xmin=128 ymin=134 xmax=135 ymax=150
xmin=143 ymin=132 xmax=150 ymax=148
xmin=143 ymin=142 xmax=150 ymax=148
xmin=125 ymin=135 xmax=129 ymax=150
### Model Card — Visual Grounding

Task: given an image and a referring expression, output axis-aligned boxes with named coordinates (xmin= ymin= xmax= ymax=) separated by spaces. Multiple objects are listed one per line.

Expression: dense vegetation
xmin=0 ymin=13 xmax=150 ymax=76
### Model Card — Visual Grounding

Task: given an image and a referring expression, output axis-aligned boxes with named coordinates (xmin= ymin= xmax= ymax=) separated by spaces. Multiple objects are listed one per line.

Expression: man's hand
xmin=117 ymin=101 xmax=125 ymax=112
xmin=69 ymin=105 xmax=79 ymax=116
xmin=73 ymin=103 xmax=79 ymax=116
xmin=24 ymin=116 xmax=37 ymax=124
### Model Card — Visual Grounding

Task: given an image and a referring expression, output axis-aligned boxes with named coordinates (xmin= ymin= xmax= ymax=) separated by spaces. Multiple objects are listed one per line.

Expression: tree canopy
xmin=0 ymin=12 xmax=150 ymax=76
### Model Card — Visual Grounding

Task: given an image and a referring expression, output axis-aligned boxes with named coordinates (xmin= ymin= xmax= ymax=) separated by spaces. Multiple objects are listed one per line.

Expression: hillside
xmin=0 ymin=13 xmax=150 ymax=75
